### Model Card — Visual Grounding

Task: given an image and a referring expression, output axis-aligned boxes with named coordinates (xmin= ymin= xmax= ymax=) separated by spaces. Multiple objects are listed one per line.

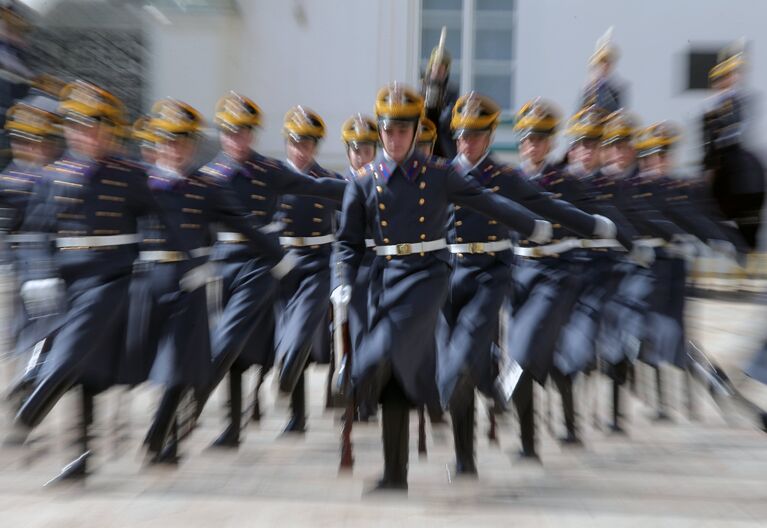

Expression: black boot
xmin=653 ymin=367 xmax=671 ymax=422
xmin=45 ymin=388 xmax=93 ymax=486
xmin=210 ymin=369 xmax=242 ymax=449
xmin=369 ymin=379 xmax=409 ymax=493
xmin=553 ymin=369 xmax=581 ymax=446
xmin=282 ymin=371 xmax=307 ymax=434
xmin=151 ymin=420 xmax=180 ymax=466
xmin=145 ymin=387 xmax=184 ymax=457
xmin=513 ymin=371 xmax=540 ymax=461
xmin=450 ymin=394 xmax=477 ymax=477
xmin=608 ymin=378 xmax=626 ymax=433
xmin=252 ymin=368 xmax=266 ymax=422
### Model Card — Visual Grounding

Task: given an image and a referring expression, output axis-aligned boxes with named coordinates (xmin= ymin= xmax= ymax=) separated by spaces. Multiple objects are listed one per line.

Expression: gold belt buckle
xmin=293 ymin=237 xmax=304 ymax=247
xmin=396 ymin=243 xmax=411 ymax=256
xmin=469 ymin=242 xmax=484 ymax=254
xmin=531 ymin=247 xmax=543 ymax=258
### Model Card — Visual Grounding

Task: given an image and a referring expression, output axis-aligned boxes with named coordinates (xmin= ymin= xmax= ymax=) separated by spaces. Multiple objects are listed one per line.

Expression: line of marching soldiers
xmin=0 ymin=70 xmax=761 ymax=492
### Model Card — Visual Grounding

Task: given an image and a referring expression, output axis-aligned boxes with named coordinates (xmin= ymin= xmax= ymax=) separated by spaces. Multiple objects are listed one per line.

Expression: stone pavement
xmin=0 ymin=297 xmax=767 ymax=527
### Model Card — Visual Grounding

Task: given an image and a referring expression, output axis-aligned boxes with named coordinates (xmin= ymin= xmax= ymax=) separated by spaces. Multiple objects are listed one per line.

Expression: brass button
xmin=488 ymin=235 xmax=497 ymax=241
xmin=381 ymin=220 xmax=388 ymax=227
xmin=456 ymin=237 xmax=463 ymax=243
xmin=419 ymin=181 xmax=426 ymax=189
xmin=488 ymin=220 xmax=497 ymax=225
xmin=419 ymin=216 xmax=425 ymax=223
xmin=379 ymin=203 xmax=386 ymax=210
xmin=418 ymin=198 xmax=425 ymax=205
xmin=420 ymin=234 xmax=426 ymax=240
xmin=376 ymin=185 xmax=383 ymax=193
xmin=383 ymin=237 xmax=390 ymax=244
xmin=455 ymin=220 xmax=463 ymax=226
xmin=386 ymin=255 xmax=392 ymax=261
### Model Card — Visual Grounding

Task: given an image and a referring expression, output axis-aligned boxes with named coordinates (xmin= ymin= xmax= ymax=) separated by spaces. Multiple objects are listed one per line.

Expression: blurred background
xmin=3 ymin=0 xmax=764 ymax=170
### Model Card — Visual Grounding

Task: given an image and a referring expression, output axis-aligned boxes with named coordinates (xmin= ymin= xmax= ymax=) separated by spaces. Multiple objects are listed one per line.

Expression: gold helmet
xmin=602 ymin=109 xmax=640 ymax=146
xmin=341 ymin=114 xmax=378 ymax=146
xmin=59 ymin=80 xmax=125 ymax=126
xmin=634 ymin=122 xmax=681 ymax=157
xmin=148 ymin=99 xmax=204 ymax=138
xmin=514 ymin=98 xmax=560 ymax=139
xmin=31 ymin=74 xmax=67 ymax=99
xmin=132 ymin=116 xmax=161 ymax=145
xmin=5 ymin=102 xmax=61 ymax=139
xmin=451 ymin=92 xmax=501 ymax=136
xmin=417 ymin=118 xmax=437 ymax=146
xmin=590 ymin=27 xmax=618 ymax=66
xmin=710 ymin=39 xmax=746 ymax=83
xmin=215 ymin=92 xmax=262 ymax=132
xmin=375 ymin=82 xmax=423 ymax=123
xmin=283 ymin=105 xmax=325 ymax=141
xmin=566 ymin=106 xmax=605 ymax=143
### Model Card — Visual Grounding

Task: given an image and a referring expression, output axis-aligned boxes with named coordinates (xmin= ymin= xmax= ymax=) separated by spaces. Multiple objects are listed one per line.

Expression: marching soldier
xmin=334 ymin=82 xmax=552 ymax=492
xmin=6 ymin=81 xmax=173 ymax=483
xmin=415 ymin=118 xmax=438 ymax=157
xmin=275 ymin=106 xmax=344 ymax=434
xmin=421 ymin=27 xmax=458 ymax=159
xmin=197 ymin=93 xmax=346 ymax=448
xmin=440 ymin=93 xmax=608 ymax=475
xmin=126 ymin=99 xmax=286 ymax=464
xmin=703 ymin=40 xmax=764 ymax=249
xmin=581 ymin=28 xmax=624 ymax=114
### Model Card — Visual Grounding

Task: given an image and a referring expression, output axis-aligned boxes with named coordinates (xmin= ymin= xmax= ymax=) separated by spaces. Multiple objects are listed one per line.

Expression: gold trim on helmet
xmin=59 ymin=81 xmax=124 ymax=123
xmin=602 ymin=110 xmax=640 ymax=146
xmin=132 ymin=116 xmax=161 ymax=144
xmin=32 ymin=74 xmax=66 ymax=99
xmin=514 ymin=98 xmax=560 ymax=138
xmin=341 ymin=114 xmax=378 ymax=145
xmin=283 ymin=105 xmax=326 ymax=140
xmin=451 ymin=92 xmax=501 ymax=135
xmin=425 ymin=27 xmax=451 ymax=78
xmin=634 ymin=122 xmax=680 ymax=157
xmin=148 ymin=99 xmax=204 ymax=137
xmin=710 ymin=53 xmax=744 ymax=82
xmin=566 ymin=106 xmax=605 ymax=142
xmin=215 ymin=92 xmax=262 ymax=131
xmin=375 ymin=82 xmax=423 ymax=122
xmin=6 ymin=103 xmax=61 ymax=138
xmin=417 ymin=118 xmax=437 ymax=145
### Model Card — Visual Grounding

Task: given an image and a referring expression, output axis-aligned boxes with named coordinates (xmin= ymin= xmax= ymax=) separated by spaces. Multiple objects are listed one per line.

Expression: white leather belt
xmin=375 ymin=238 xmax=447 ymax=257
xmin=6 ymin=233 xmax=48 ymax=244
xmin=139 ymin=250 xmax=186 ymax=263
xmin=515 ymin=238 xmax=622 ymax=258
xmin=280 ymin=234 xmax=335 ymax=247
xmin=448 ymin=239 xmax=513 ymax=254
xmin=365 ymin=239 xmax=375 ymax=248
xmin=638 ymin=237 xmax=667 ymax=248
xmin=190 ymin=246 xmax=212 ymax=258
xmin=56 ymin=233 xmax=140 ymax=249
xmin=217 ymin=231 xmax=247 ymax=243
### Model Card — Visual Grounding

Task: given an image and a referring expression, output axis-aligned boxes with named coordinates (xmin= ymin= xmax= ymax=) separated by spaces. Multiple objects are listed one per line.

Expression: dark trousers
xmin=380 ymin=377 xmax=410 ymax=485
xmin=513 ymin=368 xmax=576 ymax=454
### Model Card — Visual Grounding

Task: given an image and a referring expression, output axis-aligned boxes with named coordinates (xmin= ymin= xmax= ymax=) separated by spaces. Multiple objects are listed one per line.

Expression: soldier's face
xmin=158 ymin=136 xmax=197 ymax=172
xmin=417 ymin=142 xmax=434 ymax=157
xmin=456 ymin=130 xmax=491 ymax=165
xmin=64 ymin=120 xmax=113 ymax=159
xmin=380 ymin=121 xmax=416 ymax=163
xmin=140 ymin=145 xmax=158 ymax=165
xmin=575 ymin=139 xmax=600 ymax=170
xmin=645 ymin=152 xmax=669 ymax=174
xmin=286 ymin=137 xmax=318 ymax=171
xmin=603 ymin=140 xmax=635 ymax=171
xmin=220 ymin=127 xmax=254 ymax=161
xmin=347 ymin=143 xmax=376 ymax=171
xmin=520 ymin=135 xmax=551 ymax=165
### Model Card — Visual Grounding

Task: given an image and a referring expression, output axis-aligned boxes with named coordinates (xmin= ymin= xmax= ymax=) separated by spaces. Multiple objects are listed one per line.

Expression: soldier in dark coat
xmin=335 ymin=82 xmax=552 ymax=492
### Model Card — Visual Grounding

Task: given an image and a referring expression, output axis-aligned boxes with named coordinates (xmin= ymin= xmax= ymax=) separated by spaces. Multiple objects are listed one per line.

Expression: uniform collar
xmin=375 ymin=151 xmax=424 ymax=183
xmin=519 ymin=159 xmax=547 ymax=181
xmin=287 ymin=158 xmax=319 ymax=178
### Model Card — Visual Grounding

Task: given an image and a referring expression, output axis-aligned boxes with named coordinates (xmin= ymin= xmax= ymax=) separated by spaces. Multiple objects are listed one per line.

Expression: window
xmin=687 ymin=49 xmax=719 ymax=90
xmin=419 ymin=0 xmax=516 ymax=113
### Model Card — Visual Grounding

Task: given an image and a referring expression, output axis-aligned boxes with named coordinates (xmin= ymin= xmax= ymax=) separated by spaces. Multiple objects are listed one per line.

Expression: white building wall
xmin=515 ymin=0 xmax=767 ymax=169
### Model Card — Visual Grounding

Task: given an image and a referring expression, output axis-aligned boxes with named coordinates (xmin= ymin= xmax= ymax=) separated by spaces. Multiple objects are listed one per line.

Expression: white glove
xmin=330 ymin=285 xmax=352 ymax=308
xmin=670 ymin=234 xmax=699 ymax=261
xmin=179 ymin=262 xmax=216 ymax=292
xmin=270 ymin=251 xmax=296 ymax=280
xmin=708 ymin=239 xmax=737 ymax=260
xmin=592 ymin=214 xmax=617 ymax=239
xmin=627 ymin=243 xmax=655 ymax=268
xmin=529 ymin=220 xmax=552 ymax=245
xmin=20 ymin=278 xmax=64 ymax=317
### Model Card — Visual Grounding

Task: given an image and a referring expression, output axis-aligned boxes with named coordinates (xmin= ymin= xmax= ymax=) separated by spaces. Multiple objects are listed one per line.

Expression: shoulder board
xmin=425 ymin=155 xmax=450 ymax=169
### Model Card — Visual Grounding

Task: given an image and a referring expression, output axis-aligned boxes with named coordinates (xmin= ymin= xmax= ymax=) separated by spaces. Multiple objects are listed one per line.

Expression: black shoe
xmin=365 ymin=477 xmax=408 ymax=494
xmin=760 ymin=412 xmax=767 ymax=433
xmin=209 ymin=425 xmax=240 ymax=449
xmin=281 ymin=416 xmax=307 ymax=435
xmin=559 ymin=432 xmax=583 ymax=447
xmin=652 ymin=411 xmax=672 ymax=422
xmin=44 ymin=451 xmax=90 ymax=486
xmin=454 ymin=460 xmax=478 ymax=478
xmin=516 ymin=449 xmax=542 ymax=464
xmin=607 ymin=422 xmax=626 ymax=434
xmin=147 ymin=444 xmax=180 ymax=466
